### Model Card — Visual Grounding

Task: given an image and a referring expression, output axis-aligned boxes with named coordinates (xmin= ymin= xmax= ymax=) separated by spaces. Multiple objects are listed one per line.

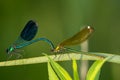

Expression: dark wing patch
xmin=20 ymin=20 xmax=38 ymax=41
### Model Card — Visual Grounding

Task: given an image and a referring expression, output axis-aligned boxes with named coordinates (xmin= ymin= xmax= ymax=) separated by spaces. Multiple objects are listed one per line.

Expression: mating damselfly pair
xmin=6 ymin=20 xmax=94 ymax=59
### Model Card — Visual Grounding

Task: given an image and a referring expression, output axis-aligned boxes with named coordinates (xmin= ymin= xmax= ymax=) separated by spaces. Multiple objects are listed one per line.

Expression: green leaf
xmin=73 ymin=59 xmax=80 ymax=80
xmin=0 ymin=52 xmax=119 ymax=67
xmin=48 ymin=62 xmax=59 ymax=80
xmin=47 ymin=55 xmax=72 ymax=80
xmin=86 ymin=56 xmax=112 ymax=80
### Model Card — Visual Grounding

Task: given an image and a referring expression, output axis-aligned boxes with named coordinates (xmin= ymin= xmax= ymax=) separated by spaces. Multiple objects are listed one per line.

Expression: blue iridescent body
xmin=6 ymin=20 xmax=54 ymax=56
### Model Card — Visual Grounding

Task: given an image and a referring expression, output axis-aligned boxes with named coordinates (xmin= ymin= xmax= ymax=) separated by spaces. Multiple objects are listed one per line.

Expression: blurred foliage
xmin=0 ymin=0 xmax=120 ymax=80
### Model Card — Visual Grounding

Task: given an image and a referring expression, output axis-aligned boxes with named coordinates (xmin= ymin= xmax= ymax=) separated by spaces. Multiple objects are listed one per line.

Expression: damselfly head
xmin=6 ymin=46 xmax=15 ymax=54
xmin=52 ymin=45 xmax=65 ymax=53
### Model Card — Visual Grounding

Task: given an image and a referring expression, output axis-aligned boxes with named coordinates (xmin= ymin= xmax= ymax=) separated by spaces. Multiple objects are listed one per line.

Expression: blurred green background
xmin=0 ymin=0 xmax=120 ymax=80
